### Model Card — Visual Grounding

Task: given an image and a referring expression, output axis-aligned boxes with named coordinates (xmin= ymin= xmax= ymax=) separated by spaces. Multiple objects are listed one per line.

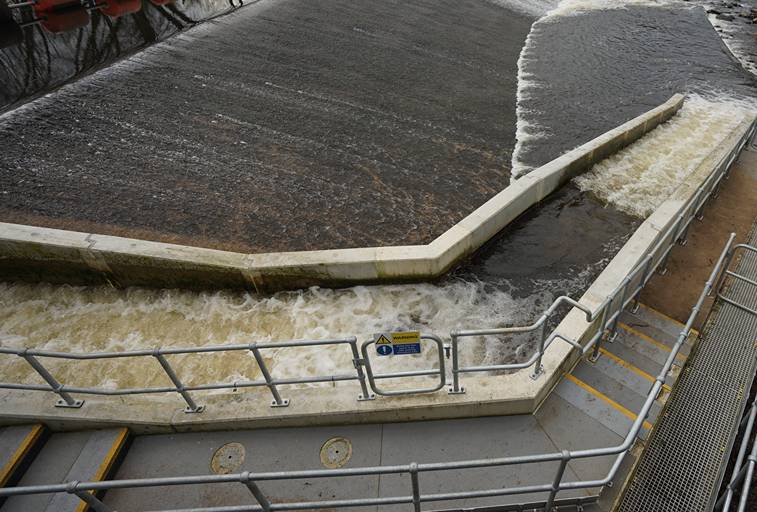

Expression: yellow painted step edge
xmin=598 ymin=347 xmax=672 ymax=393
xmin=75 ymin=427 xmax=129 ymax=512
xmin=637 ymin=302 xmax=699 ymax=336
xmin=618 ymin=323 xmax=687 ymax=362
xmin=0 ymin=424 xmax=45 ymax=488
xmin=564 ymin=373 xmax=654 ymax=431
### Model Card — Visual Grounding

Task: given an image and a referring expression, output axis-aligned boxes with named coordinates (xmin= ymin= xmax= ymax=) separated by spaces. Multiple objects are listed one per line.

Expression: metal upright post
xmin=349 ymin=339 xmax=374 ymax=401
xmin=250 ymin=344 xmax=289 ymax=407
xmin=448 ymin=333 xmax=465 ymax=394
xmin=68 ymin=482 xmax=113 ymax=512
xmin=631 ymin=255 xmax=653 ymax=314
xmin=21 ymin=350 xmax=83 ymax=408
xmin=154 ymin=351 xmax=204 ymax=413
xmin=589 ymin=305 xmax=609 ymax=363
xmin=410 ymin=462 xmax=421 ymax=512
xmin=241 ymin=472 xmax=272 ymax=512
xmin=544 ymin=451 xmax=570 ymax=512
xmin=531 ymin=324 xmax=546 ymax=380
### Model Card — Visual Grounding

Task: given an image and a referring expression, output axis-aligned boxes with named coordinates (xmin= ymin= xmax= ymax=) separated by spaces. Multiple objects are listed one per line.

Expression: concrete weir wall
xmin=0 ymin=95 xmax=684 ymax=291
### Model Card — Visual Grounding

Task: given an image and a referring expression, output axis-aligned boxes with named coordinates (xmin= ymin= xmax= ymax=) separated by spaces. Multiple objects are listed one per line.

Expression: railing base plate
xmin=55 ymin=399 xmax=84 ymax=409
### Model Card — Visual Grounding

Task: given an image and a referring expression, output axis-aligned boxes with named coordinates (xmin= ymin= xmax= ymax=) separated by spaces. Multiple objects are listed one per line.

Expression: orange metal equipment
xmin=99 ymin=0 xmax=141 ymax=18
xmin=32 ymin=0 xmax=91 ymax=33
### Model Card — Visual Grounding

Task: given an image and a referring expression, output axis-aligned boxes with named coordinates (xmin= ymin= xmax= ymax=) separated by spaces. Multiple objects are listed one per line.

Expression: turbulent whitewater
xmin=574 ymin=96 xmax=755 ymax=217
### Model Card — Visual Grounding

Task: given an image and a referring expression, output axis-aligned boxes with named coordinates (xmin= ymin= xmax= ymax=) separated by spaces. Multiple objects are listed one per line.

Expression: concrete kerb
xmin=0 ymin=95 xmax=685 ymax=292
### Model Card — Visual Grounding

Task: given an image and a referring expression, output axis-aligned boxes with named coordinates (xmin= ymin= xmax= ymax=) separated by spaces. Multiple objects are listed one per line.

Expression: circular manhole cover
xmin=211 ymin=442 xmax=246 ymax=474
xmin=320 ymin=437 xmax=352 ymax=469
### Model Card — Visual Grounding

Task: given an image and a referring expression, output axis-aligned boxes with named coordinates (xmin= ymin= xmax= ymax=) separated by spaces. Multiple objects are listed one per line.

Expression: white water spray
xmin=574 ymin=95 xmax=755 ymax=217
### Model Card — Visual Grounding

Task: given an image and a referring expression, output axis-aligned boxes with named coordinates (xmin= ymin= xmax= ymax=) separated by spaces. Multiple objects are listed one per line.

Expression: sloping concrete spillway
xmin=0 ymin=0 xmax=532 ymax=253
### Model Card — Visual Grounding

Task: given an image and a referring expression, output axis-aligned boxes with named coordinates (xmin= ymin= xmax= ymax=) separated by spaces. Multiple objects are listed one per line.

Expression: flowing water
xmin=0 ymin=0 xmax=755 ymax=394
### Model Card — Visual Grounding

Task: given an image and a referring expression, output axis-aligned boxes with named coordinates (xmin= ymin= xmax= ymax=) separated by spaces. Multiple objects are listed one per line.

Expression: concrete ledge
xmin=0 ymin=95 xmax=684 ymax=292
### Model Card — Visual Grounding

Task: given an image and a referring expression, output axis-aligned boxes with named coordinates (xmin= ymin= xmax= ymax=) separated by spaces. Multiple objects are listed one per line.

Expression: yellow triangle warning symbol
xmin=376 ymin=334 xmax=392 ymax=345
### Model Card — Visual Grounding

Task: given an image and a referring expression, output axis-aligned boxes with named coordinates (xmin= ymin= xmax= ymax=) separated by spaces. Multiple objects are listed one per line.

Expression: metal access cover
xmin=320 ymin=437 xmax=352 ymax=469
xmin=211 ymin=442 xmax=246 ymax=474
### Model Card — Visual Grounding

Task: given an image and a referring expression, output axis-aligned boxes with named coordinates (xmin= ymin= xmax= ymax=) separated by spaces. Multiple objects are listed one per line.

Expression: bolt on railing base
xmin=184 ymin=405 xmax=205 ymax=414
xmin=56 ymin=398 xmax=84 ymax=409
xmin=357 ymin=393 xmax=376 ymax=401
xmin=447 ymin=386 xmax=466 ymax=395
xmin=271 ymin=399 xmax=290 ymax=408
xmin=530 ymin=365 xmax=545 ymax=380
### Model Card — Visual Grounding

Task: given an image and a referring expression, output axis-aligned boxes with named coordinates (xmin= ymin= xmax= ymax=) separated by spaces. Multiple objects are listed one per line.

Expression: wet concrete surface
xmin=0 ymin=0 xmax=532 ymax=253
xmin=639 ymin=145 xmax=757 ymax=327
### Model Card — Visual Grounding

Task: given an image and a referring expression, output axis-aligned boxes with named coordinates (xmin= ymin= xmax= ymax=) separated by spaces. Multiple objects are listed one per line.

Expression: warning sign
xmin=374 ymin=331 xmax=421 ymax=356
xmin=375 ymin=334 xmax=393 ymax=356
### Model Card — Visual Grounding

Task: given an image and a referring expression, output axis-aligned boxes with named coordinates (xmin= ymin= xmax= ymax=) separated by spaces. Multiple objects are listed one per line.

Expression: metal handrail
xmin=715 ymin=243 xmax=757 ymax=316
xmin=0 ymin=119 xmax=753 ymax=412
xmin=716 ymin=395 xmax=757 ymax=512
xmin=713 ymin=240 xmax=757 ymax=512
xmin=0 ymin=231 xmax=738 ymax=512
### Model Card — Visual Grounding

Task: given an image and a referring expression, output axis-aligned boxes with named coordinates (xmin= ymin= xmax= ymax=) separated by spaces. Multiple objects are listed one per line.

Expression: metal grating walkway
xmin=617 ymin=225 xmax=757 ymax=512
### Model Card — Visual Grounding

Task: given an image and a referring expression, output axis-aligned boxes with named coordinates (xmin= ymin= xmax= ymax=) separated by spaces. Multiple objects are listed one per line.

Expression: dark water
xmin=0 ymin=0 xmax=531 ymax=253
xmin=0 ymin=0 xmax=239 ymax=112
xmin=514 ymin=5 xmax=756 ymax=172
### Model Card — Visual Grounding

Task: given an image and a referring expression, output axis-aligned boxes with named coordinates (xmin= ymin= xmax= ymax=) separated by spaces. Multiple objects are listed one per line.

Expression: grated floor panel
xmin=617 ymin=225 xmax=757 ymax=512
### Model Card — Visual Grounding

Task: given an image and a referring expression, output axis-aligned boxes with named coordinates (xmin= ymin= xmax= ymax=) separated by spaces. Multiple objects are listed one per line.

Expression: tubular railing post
xmin=68 ymin=482 xmax=113 ymax=512
xmin=713 ymin=249 xmax=736 ymax=297
xmin=448 ymin=333 xmax=465 ymax=394
xmin=589 ymin=305 xmax=608 ymax=363
xmin=531 ymin=323 xmax=546 ymax=380
xmin=250 ymin=344 xmax=289 ymax=407
xmin=349 ymin=338 xmax=374 ymax=401
xmin=409 ymin=462 xmax=421 ymax=512
xmin=605 ymin=279 xmax=629 ymax=345
xmin=737 ymin=453 xmax=757 ymax=512
xmin=723 ymin=402 xmax=757 ymax=510
xmin=631 ymin=256 xmax=652 ymax=314
xmin=545 ymin=450 xmax=570 ymax=512
xmin=241 ymin=472 xmax=272 ymax=512
xmin=153 ymin=350 xmax=204 ymax=413
xmin=21 ymin=350 xmax=83 ymax=408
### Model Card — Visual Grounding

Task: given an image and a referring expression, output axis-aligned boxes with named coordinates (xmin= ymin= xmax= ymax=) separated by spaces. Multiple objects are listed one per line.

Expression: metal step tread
xmin=614 ymin=324 xmax=687 ymax=369
xmin=0 ymin=428 xmax=129 ymax=512
xmin=571 ymin=359 xmax=662 ymax=425
xmin=622 ymin=303 xmax=697 ymax=344
xmin=0 ymin=425 xmax=46 ymax=489
xmin=617 ymin=227 xmax=757 ymax=512
xmin=553 ymin=372 xmax=652 ymax=440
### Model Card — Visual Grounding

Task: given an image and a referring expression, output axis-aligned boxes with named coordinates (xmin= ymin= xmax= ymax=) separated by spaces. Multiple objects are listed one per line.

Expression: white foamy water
xmin=574 ymin=96 xmax=755 ymax=217
xmin=548 ymin=0 xmax=682 ymax=16
xmin=0 ymin=280 xmax=561 ymax=394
